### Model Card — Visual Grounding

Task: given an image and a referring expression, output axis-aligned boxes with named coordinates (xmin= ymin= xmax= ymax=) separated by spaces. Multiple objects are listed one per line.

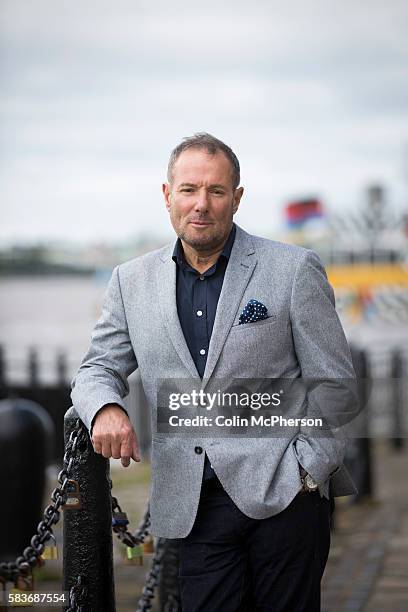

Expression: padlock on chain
xmin=61 ymin=479 xmax=82 ymax=510
xmin=142 ymin=535 xmax=154 ymax=554
xmin=41 ymin=532 xmax=58 ymax=560
xmin=126 ymin=544 xmax=143 ymax=566
xmin=9 ymin=573 xmax=34 ymax=607
xmin=14 ymin=574 xmax=34 ymax=592
xmin=112 ymin=511 xmax=129 ymax=528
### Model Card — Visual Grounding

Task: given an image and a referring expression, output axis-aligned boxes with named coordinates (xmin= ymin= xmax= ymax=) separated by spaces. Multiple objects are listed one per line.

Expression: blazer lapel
xmin=202 ymin=225 xmax=257 ymax=387
xmin=157 ymin=245 xmax=201 ymax=380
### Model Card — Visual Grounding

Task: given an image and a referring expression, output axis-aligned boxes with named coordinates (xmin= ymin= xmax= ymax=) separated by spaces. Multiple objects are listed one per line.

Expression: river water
xmin=0 ymin=275 xmax=108 ymax=384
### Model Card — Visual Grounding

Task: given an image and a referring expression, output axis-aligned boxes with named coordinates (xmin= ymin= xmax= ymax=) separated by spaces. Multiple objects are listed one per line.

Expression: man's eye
xmin=212 ymin=190 xmax=224 ymax=195
xmin=181 ymin=188 xmax=193 ymax=193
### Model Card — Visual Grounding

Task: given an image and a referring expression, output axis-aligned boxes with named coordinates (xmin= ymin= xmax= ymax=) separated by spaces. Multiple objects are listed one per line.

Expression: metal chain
xmin=111 ymin=482 xmax=169 ymax=611
xmin=135 ymin=538 xmax=166 ymax=612
xmin=111 ymin=480 xmax=178 ymax=611
xmin=163 ymin=594 xmax=181 ymax=612
xmin=66 ymin=574 xmax=88 ymax=612
xmin=1 ymin=419 xmax=174 ymax=611
xmin=111 ymin=481 xmax=151 ymax=547
xmin=0 ymin=419 xmax=87 ymax=584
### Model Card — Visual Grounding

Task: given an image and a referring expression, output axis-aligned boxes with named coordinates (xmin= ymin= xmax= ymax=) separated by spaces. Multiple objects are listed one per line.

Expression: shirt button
xmin=196 ymin=310 xmax=203 ymax=317
xmin=199 ymin=276 xmax=205 ymax=280
xmin=200 ymin=349 xmax=206 ymax=355
xmin=195 ymin=446 xmax=203 ymax=454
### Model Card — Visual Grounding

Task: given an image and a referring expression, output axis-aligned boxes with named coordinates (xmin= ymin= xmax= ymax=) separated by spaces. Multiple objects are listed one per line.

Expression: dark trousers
xmin=178 ymin=477 xmax=333 ymax=612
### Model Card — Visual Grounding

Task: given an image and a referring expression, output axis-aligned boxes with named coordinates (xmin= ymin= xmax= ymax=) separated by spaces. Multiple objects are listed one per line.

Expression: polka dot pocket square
xmin=238 ymin=299 xmax=268 ymax=325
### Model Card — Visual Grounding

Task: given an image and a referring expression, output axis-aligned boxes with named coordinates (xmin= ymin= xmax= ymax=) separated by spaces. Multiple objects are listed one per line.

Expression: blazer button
xmin=194 ymin=446 xmax=203 ymax=454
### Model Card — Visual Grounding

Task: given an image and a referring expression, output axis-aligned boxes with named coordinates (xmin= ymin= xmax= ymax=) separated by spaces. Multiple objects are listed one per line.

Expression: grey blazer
xmin=71 ymin=224 xmax=358 ymax=538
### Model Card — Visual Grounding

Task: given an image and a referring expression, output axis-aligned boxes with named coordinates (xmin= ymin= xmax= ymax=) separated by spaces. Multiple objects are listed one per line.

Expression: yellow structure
xmin=327 ymin=263 xmax=408 ymax=289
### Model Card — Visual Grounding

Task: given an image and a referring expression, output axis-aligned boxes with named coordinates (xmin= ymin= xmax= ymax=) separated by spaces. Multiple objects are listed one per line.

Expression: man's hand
xmin=91 ymin=404 xmax=141 ymax=467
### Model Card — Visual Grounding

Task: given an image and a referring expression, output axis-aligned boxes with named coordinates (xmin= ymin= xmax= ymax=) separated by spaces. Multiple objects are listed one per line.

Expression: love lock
xmin=62 ymin=479 xmax=82 ymax=510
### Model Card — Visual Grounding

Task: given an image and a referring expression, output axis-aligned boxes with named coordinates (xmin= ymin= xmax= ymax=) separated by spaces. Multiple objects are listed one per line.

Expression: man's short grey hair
xmin=167 ymin=132 xmax=240 ymax=189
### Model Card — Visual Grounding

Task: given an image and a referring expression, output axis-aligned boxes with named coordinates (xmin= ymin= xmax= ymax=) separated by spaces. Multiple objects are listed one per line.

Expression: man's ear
xmin=232 ymin=186 xmax=244 ymax=214
xmin=163 ymin=183 xmax=172 ymax=211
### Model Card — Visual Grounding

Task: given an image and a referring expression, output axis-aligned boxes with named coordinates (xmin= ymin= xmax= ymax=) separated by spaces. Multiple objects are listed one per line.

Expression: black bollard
xmin=56 ymin=351 xmax=68 ymax=388
xmin=391 ymin=349 xmax=404 ymax=450
xmin=63 ymin=407 xmax=115 ymax=611
xmin=28 ymin=347 xmax=39 ymax=388
xmin=0 ymin=398 xmax=54 ymax=559
xmin=346 ymin=346 xmax=373 ymax=501
xmin=0 ymin=345 xmax=5 ymax=390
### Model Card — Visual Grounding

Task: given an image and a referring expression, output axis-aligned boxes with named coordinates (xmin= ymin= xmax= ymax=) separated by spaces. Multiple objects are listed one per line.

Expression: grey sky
xmin=1 ymin=0 xmax=408 ymax=244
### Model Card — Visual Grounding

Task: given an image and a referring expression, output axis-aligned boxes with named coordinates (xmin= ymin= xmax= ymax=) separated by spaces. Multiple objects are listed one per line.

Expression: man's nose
xmin=194 ymin=189 xmax=210 ymax=211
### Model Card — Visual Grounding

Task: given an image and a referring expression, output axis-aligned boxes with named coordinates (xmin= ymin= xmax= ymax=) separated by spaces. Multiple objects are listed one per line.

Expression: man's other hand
xmin=91 ymin=403 xmax=141 ymax=467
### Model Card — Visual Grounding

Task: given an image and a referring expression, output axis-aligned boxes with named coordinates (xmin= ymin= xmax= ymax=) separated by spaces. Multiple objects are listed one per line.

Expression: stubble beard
xmin=178 ymin=222 xmax=230 ymax=253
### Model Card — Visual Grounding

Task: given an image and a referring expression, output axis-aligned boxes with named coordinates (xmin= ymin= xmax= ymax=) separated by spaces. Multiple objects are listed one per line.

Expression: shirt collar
xmin=172 ymin=223 xmax=236 ymax=268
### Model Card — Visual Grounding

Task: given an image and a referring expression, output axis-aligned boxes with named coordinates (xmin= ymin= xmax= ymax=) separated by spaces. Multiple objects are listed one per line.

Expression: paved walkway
xmin=322 ymin=440 xmax=408 ymax=611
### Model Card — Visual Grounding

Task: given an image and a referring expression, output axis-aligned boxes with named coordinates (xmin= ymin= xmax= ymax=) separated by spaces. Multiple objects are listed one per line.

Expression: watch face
xmin=305 ymin=474 xmax=318 ymax=490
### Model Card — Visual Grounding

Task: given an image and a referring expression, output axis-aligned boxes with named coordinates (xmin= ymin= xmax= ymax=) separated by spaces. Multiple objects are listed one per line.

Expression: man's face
xmin=163 ymin=148 xmax=243 ymax=251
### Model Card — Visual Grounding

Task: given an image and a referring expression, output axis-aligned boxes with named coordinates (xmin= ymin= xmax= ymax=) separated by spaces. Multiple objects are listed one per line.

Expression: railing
xmin=62 ymin=408 xmax=181 ymax=612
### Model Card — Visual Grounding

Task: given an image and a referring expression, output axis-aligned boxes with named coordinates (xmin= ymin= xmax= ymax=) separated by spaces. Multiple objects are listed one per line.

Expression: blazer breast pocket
xmin=220 ymin=315 xmax=279 ymax=377
xmin=230 ymin=314 xmax=277 ymax=332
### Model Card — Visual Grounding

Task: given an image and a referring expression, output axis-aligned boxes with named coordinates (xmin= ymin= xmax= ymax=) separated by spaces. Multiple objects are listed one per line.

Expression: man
xmin=71 ymin=133 xmax=358 ymax=611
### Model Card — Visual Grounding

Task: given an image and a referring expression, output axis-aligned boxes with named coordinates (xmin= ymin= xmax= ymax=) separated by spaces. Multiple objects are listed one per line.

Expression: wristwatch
xmin=299 ymin=466 xmax=319 ymax=493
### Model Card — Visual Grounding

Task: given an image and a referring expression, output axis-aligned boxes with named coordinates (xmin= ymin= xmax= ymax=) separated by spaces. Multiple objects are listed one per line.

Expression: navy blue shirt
xmin=172 ymin=223 xmax=236 ymax=479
